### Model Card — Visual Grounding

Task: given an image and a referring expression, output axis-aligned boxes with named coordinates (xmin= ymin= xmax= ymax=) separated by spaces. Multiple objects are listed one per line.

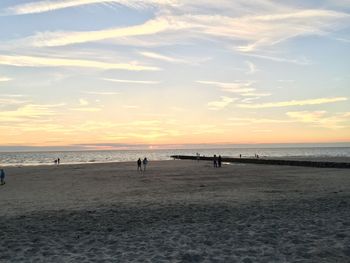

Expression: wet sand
xmin=1 ymin=160 xmax=349 ymax=262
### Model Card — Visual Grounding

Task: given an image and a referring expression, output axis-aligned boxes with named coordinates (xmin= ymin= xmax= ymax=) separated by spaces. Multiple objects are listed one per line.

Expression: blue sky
xmin=0 ymin=0 xmax=349 ymax=149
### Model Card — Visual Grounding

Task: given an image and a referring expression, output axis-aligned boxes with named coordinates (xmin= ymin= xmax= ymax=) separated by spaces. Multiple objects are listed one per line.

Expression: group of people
xmin=213 ymin=154 xmax=222 ymax=168
xmin=137 ymin=157 xmax=148 ymax=173
xmin=54 ymin=158 xmax=60 ymax=165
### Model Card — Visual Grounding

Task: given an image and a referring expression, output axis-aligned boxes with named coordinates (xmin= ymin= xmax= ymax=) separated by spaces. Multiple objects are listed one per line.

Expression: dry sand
xmin=0 ymin=160 xmax=349 ymax=262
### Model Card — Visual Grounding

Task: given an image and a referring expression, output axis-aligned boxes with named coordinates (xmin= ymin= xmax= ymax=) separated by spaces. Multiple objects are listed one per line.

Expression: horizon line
xmin=1 ymin=142 xmax=350 ymax=152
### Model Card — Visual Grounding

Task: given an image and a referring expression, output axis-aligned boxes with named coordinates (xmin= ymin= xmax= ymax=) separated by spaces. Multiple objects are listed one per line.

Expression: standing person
xmin=142 ymin=157 xmax=148 ymax=172
xmin=57 ymin=158 xmax=60 ymax=165
xmin=137 ymin=158 xmax=142 ymax=172
xmin=213 ymin=155 xmax=218 ymax=168
xmin=0 ymin=169 xmax=5 ymax=185
xmin=218 ymin=155 xmax=222 ymax=168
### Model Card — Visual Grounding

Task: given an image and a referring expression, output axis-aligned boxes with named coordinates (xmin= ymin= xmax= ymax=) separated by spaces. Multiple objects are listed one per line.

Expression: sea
xmin=0 ymin=147 xmax=350 ymax=166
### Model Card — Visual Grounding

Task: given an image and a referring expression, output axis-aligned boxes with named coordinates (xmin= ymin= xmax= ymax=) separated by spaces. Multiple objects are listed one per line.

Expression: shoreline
xmin=2 ymin=155 xmax=350 ymax=168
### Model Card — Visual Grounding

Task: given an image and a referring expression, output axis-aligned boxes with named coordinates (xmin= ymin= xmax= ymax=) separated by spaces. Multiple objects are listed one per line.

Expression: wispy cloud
xmin=227 ymin=117 xmax=293 ymax=125
xmin=244 ymin=53 xmax=312 ymax=65
xmin=287 ymin=111 xmax=350 ymax=129
xmin=83 ymin=91 xmax=120 ymax=95
xmin=0 ymin=103 xmax=64 ymax=122
xmin=238 ymin=97 xmax=348 ymax=109
xmin=79 ymin=99 xmax=89 ymax=106
xmin=0 ymin=76 xmax=12 ymax=82
xmin=139 ymin=51 xmax=189 ymax=64
xmin=0 ymin=98 xmax=29 ymax=106
xmin=103 ymin=78 xmax=160 ymax=84
xmin=0 ymin=54 xmax=159 ymax=71
xmin=208 ymin=96 xmax=236 ymax=110
xmin=26 ymin=16 xmax=188 ymax=47
xmin=245 ymin=61 xmax=257 ymax=74
xmin=197 ymin=80 xmax=255 ymax=94
xmin=4 ymin=0 xmax=177 ymax=15
xmin=71 ymin=107 xmax=102 ymax=112
xmin=5 ymin=1 xmax=349 ymax=58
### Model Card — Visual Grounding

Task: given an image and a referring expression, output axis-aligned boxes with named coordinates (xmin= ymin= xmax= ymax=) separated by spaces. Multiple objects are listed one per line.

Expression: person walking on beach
xmin=137 ymin=158 xmax=142 ymax=172
xmin=0 ymin=169 xmax=5 ymax=185
xmin=57 ymin=158 xmax=60 ymax=165
xmin=213 ymin=155 xmax=218 ymax=168
xmin=142 ymin=157 xmax=148 ymax=172
xmin=218 ymin=155 xmax=222 ymax=167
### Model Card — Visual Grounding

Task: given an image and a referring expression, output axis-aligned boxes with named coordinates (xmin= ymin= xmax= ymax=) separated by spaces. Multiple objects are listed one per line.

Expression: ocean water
xmin=0 ymin=147 xmax=350 ymax=166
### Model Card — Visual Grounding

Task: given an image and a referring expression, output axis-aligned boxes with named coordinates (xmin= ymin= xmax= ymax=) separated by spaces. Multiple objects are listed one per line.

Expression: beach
xmin=1 ymin=160 xmax=349 ymax=262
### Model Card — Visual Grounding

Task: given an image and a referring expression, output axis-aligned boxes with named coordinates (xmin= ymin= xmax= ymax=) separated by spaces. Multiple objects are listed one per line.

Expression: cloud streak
xmin=197 ymin=80 xmax=255 ymax=94
xmin=27 ymin=16 xmax=188 ymax=47
xmin=139 ymin=51 xmax=189 ymax=64
xmin=0 ymin=76 xmax=12 ymax=82
xmin=103 ymin=78 xmax=160 ymax=84
xmin=238 ymin=97 xmax=348 ymax=109
xmin=208 ymin=96 xmax=236 ymax=110
xmin=0 ymin=55 xmax=160 ymax=71
xmin=287 ymin=111 xmax=350 ymax=129
xmin=4 ymin=0 xmax=178 ymax=15
xmin=5 ymin=1 xmax=349 ymax=57
xmin=0 ymin=103 xmax=64 ymax=122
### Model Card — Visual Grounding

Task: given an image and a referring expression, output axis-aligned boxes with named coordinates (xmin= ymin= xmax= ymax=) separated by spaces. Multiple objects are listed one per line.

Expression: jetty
xmin=171 ymin=155 xmax=350 ymax=169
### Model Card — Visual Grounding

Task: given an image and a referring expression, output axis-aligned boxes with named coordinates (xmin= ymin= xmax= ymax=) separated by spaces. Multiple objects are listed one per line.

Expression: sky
xmin=0 ymin=0 xmax=349 ymax=150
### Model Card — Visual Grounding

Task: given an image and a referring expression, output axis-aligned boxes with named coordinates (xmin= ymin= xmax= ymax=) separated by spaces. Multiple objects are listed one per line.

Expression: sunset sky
xmin=0 ymin=0 xmax=349 ymax=150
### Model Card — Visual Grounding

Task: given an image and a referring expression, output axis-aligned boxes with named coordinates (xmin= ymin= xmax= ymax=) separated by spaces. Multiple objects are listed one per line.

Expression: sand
xmin=0 ymin=160 xmax=349 ymax=262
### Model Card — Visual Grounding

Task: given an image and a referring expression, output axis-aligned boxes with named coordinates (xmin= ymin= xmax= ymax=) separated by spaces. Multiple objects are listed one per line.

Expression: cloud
xmin=244 ymin=53 xmax=312 ymax=65
xmin=241 ymin=92 xmax=271 ymax=97
xmin=5 ymin=1 xmax=349 ymax=58
xmin=103 ymin=78 xmax=160 ymax=84
xmin=227 ymin=117 xmax=293 ymax=125
xmin=79 ymin=99 xmax=89 ymax=106
xmin=71 ymin=107 xmax=102 ymax=112
xmin=176 ymin=10 xmax=350 ymax=53
xmin=245 ymin=61 xmax=257 ymax=74
xmin=238 ymin=97 xmax=348 ymax=109
xmin=286 ymin=111 xmax=350 ymax=129
xmin=4 ymin=0 xmax=178 ymax=15
xmin=83 ymin=91 xmax=120 ymax=95
xmin=139 ymin=51 xmax=189 ymax=64
xmin=0 ymin=76 xmax=12 ymax=82
xmin=0 ymin=98 xmax=29 ymax=106
xmin=0 ymin=54 xmax=159 ymax=71
xmin=0 ymin=103 xmax=64 ymax=122
xmin=208 ymin=96 xmax=236 ymax=110
xmin=197 ymin=80 xmax=255 ymax=94
xmin=26 ymin=16 xmax=189 ymax=47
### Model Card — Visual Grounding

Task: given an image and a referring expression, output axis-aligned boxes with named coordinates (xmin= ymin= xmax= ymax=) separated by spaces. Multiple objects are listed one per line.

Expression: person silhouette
xmin=213 ymin=155 xmax=218 ymax=168
xmin=0 ymin=169 xmax=5 ymax=185
xmin=142 ymin=157 xmax=148 ymax=172
xmin=137 ymin=158 xmax=142 ymax=172
xmin=218 ymin=155 xmax=222 ymax=167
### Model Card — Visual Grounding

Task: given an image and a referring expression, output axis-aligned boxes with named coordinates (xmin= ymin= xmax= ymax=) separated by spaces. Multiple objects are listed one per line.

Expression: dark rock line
xmin=171 ymin=155 xmax=350 ymax=169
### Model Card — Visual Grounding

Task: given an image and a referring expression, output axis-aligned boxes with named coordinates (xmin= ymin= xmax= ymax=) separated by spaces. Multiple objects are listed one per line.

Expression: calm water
xmin=0 ymin=147 xmax=350 ymax=166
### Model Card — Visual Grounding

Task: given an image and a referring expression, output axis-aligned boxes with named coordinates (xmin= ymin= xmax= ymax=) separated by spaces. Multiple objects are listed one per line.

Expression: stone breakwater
xmin=171 ymin=155 xmax=350 ymax=169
